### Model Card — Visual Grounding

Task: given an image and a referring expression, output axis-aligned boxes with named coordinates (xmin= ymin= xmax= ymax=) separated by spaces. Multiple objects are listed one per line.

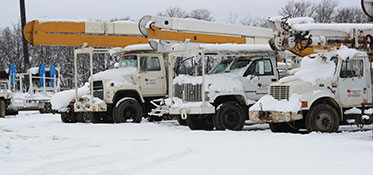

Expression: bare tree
xmin=279 ymin=0 xmax=316 ymax=17
xmin=240 ymin=16 xmax=270 ymax=28
xmin=313 ymin=0 xmax=338 ymax=23
xmin=226 ymin=13 xmax=238 ymax=24
xmin=334 ymin=7 xmax=368 ymax=23
xmin=188 ymin=9 xmax=215 ymax=21
xmin=157 ymin=6 xmax=188 ymax=18
xmin=110 ymin=16 xmax=132 ymax=22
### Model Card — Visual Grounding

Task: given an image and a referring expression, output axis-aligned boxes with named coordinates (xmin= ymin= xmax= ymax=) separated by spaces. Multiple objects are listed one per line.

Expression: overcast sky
xmin=0 ymin=0 xmax=362 ymax=28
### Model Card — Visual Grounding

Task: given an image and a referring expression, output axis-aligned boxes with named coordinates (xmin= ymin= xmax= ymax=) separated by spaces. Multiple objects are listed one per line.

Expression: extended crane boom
xmin=24 ymin=20 xmax=148 ymax=47
xmin=138 ymin=15 xmax=273 ymax=45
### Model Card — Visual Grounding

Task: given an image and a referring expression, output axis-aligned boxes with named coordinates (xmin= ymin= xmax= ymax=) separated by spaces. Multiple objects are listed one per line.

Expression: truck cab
xmin=72 ymin=46 xmax=169 ymax=123
xmin=250 ymin=47 xmax=372 ymax=132
xmin=170 ymin=52 xmax=279 ymax=131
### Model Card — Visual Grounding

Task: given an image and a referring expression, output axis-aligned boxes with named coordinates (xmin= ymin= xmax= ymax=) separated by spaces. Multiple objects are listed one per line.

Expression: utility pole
xmin=19 ymin=0 xmax=30 ymax=72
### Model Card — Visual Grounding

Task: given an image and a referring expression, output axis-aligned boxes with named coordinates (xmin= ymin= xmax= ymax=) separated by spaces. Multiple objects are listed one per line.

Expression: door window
xmin=148 ymin=57 xmax=161 ymax=71
xmin=244 ymin=59 xmax=273 ymax=76
xmin=340 ymin=60 xmax=363 ymax=78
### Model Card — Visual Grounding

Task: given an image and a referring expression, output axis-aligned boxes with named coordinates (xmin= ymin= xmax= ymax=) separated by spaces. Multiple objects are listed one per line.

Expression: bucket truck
xmin=249 ymin=17 xmax=373 ymax=132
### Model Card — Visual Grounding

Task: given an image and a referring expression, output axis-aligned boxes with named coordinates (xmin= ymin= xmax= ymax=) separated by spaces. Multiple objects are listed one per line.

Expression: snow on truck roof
xmin=168 ymin=43 xmax=273 ymax=54
xmin=279 ymin=46 xmax=364 ymax=85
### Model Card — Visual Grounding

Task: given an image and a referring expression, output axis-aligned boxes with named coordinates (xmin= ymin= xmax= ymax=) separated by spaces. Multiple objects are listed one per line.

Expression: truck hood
xmin=91 ymin=67 xmax=137 ymax=87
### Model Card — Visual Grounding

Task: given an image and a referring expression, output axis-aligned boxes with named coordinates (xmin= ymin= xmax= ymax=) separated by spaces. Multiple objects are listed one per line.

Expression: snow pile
xmin=174 ymin=68 xmax=245 ymax=92
xmin=279 ymin=46 xmax=362 ymax=85
xmin=249 ymin=94 xmax=302 ymax=113
xmin=286 ymin=17 xmax=314 ymax=25
xmin=92 ymin=67 xmax=137 ymax=82
xmin=123 ymin=44 xmax=153 ymax=52
xmin=27 ymin=67 xmax=39 ymax=74
xmin=268 ymin=16 xmax=314 ymax=25
xmin=344 ymin=107 xmax=373 ymax=115
xmin=51 ymin=83 xmax=89 ymax=110
xmin=279 ymin=55 xmax=335 ymax=85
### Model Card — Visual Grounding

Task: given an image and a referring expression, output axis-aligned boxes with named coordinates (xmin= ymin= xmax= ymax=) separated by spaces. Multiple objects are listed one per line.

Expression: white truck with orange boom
xmin=249 ymin=17 xmax=373 ymax=132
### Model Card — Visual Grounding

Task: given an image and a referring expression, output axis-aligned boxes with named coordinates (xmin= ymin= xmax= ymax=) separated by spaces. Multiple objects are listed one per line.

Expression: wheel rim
xmin=223 ymin=110 xmax=240 ymax=129
xmin=315 ymin=112 xmax=333 ymax=132
xmin=83 ymin=113 xmax=92 ymax=123
xmin=122 ymin=106 xmax=137 ymax=122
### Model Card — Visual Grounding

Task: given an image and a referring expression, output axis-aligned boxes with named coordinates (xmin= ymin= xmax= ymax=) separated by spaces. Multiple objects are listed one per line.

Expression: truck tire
xmin=306 ymin=104 xmax=340 ymax=132
xmin=61 ymin=112 xmax=77 ymax=123
xmin=113 ymin=99 xmax=142 ymax=123
xmin=76 ymin=112 xmax=91 ymax=123
xmin=186 ymin=115 xmax=214 ymax=130
xmin=0 ymin=100 xmax=6 ymax=117
xmin=215 ymin=101 xmax=245 ymax=131
xmin=6 ymin=109 xmax=18 ymax=116
xmin=176 ymin=115 xmax=187 ymax=126
xmin=269 ymin=123 xmax=299 ymax=133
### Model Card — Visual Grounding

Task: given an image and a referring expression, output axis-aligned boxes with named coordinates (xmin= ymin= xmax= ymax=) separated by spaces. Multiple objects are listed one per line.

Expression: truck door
xmin=337 ymin=58 xmax=369 ymax=107
xmin=243 ymin=58 xmax=275 ymax=100
xmin=139 ymin=55 xmax=167 ymax=96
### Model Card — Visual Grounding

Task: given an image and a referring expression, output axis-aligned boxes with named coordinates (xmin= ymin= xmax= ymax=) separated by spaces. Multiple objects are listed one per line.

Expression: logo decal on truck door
xmin=144 ymin=78 xmax=157 ymax=85
xmin=347 ymin=89 xmax=361 ymax=97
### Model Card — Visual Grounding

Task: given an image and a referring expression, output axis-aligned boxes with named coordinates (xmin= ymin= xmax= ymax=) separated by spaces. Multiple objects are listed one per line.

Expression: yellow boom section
xmin=24 ymin=20 xmax=148 ymax=47
xmin=146 ymin=26 xmax=247 ymax=44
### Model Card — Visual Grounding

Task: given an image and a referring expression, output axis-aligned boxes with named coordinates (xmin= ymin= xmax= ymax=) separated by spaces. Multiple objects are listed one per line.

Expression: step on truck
xmin=249 ymin=17 xmax=373 ymax=132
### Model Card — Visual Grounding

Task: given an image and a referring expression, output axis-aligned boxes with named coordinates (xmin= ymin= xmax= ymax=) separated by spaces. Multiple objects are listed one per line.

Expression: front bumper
xmin=74 ymin=101 xmax=107 ymax=112
xmin=249 ymin=111 xmax=302 ymax=123
xmin=170 ymin=103 xmax=215 ymax=117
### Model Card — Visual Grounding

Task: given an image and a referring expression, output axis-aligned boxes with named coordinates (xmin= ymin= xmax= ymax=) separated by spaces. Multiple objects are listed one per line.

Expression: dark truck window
xmin=119 ymin=55 xmax=137 ymax=68
xmin=244 ymin=58 xmax=273 ymax=76
xmin=340 ymin=59 xmax=363 ymax=78
xmin=140 ymin=56 xmax=161 ymax=72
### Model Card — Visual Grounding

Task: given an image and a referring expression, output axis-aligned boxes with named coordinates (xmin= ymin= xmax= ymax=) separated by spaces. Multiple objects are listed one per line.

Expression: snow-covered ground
xmin=1 ymin=112 xmax=372 ymax=175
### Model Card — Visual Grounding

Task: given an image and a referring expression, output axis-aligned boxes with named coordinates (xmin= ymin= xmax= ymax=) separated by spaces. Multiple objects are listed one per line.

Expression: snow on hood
xmin=92 ymin=67 xmax=137 ymax=81
xmin=279 ymin=46 xmax=362 ymax=85
xmin=51 ymin=83 xmax=89 ymax=110
xmin=173 ymin=68 xmax=245 ymax=92
xmin=249 ymin=94 xmax=302 ymax=113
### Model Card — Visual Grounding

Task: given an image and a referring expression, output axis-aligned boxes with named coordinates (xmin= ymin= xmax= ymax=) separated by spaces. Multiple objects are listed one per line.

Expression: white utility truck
xmin=0 ymin=64 xmax=60 ymax=117
xmin=250 ymin=17 xmax=373 ymax=132
xmin=160 ymin=43 xmax=282 ymax=130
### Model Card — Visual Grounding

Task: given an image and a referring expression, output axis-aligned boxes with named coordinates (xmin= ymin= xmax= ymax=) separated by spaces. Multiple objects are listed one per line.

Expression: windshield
xmin=118 ymin=55 xmax=137 ymax=68
xmin=229 ymin=59 xmax=251 ymax=71
xmin=208 ymin=60 xmax=232 ymax=74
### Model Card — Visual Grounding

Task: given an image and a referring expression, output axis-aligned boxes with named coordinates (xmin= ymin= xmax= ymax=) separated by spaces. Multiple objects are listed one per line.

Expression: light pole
xmin=19 ymin=0 xmax=30 ymax=72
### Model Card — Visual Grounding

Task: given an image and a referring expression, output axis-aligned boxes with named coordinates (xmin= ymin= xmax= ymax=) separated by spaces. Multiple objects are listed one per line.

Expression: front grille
xmin=174 ymin=83 xmax=203 ymax=102
xmin=93 ymin=80 xmax=104 ymax=100
xmin=270 ymin=85 xmax=289 ymax=100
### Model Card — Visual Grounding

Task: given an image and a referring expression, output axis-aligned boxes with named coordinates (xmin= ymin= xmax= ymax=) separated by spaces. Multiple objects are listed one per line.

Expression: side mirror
xmin=258 ymin=61 xmax=264 ymax=75
xmin=114 ymin=63 xmax=119 ymax=69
